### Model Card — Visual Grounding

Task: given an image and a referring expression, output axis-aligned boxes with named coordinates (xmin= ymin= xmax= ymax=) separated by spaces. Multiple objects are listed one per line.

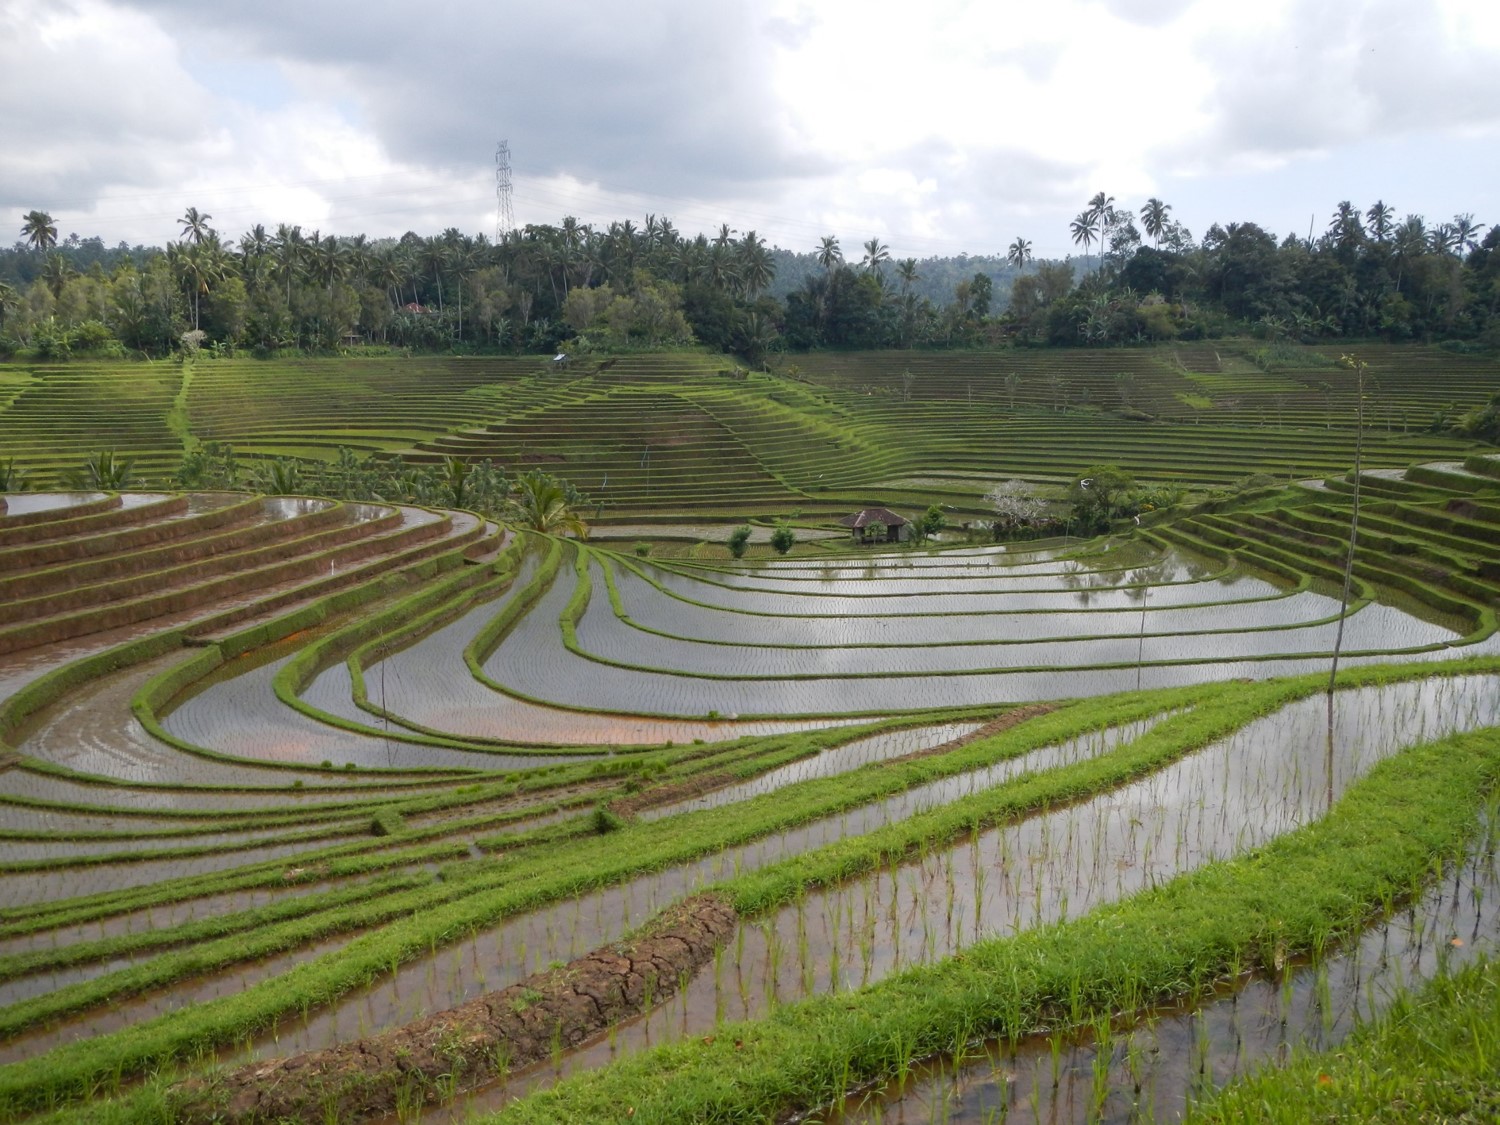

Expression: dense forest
xmin=1 ymin=196 xmax=1496 ymax=362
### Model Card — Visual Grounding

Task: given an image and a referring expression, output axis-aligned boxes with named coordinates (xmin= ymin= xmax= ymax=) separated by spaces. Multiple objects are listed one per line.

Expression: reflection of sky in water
xmin=0 ymin=491 xmax=106 ymax=516
xmin=485 ymin=545 xmax=1494 ymax=719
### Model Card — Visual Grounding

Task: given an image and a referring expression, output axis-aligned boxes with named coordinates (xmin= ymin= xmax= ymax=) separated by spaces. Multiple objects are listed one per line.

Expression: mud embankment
xmin=175 ymin=893 xmax=737 ymax=1124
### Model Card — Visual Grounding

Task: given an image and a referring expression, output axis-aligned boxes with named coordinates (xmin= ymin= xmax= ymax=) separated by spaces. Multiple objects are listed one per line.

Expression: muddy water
xmin=165 ymin=648 xmax=548 ymax=772
xmin=0 ymin=926 xmax=366 ymax=1064
xmin=0 ymin=870 xmax=434 ymax=1011
xmin=0 ymin=870 xmax=427 ymax=958
xmin=490 ymin=545 xmax=1498 ymax=718
xmin=641 ymin=722 xmax=988 ymax=821
xmin=0 ymin=829 xmax=372 ymax=909
xmin=13 ymin=647 xmax=473 ymax=786
xmin=428 ymin=674 xmax=1500 ymax=1117
xmin=380 ymin=555 xmax=862 ymax=747
xmin=0 ymin=493 xmax=105 ymax=518
xmin=0 ymin=768 xmax=464 ymax=811
xmin=236 ymin=715 xmax=1170 ymax=1059
xmin=0 ymin=817 xmax=364 ymax=860
xmin=0 ymin=805 xmax=615 ymax=1049
xmin=827 ymin=813 xmax=1500 ymax=1125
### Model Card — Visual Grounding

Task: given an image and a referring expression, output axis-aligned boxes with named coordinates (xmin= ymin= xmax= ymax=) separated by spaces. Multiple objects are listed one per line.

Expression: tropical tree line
xmin=1012 ymin=194 xmax=1499 ymax=348
xmin=3 ymin=194 xmax=1496 ymax=362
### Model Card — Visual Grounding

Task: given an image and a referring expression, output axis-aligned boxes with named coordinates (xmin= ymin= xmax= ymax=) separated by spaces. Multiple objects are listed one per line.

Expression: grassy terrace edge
xmin=4 ymin=656 xmax=1498 ymax=1117
xmin=489 ymin=689 xmax=1500 ymax=1123
xmin=1185 ymin=955 xmax=1500 ymax=1123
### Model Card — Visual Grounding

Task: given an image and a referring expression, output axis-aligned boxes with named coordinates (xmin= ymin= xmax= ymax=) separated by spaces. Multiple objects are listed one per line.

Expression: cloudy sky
xmin=3 ymin=0 xmax=1497 ymax=260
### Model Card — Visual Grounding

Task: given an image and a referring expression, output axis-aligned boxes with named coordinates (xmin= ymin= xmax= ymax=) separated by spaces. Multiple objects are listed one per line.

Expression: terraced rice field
xmin=1 ymin=345 xmax=1498 ymax=1124
xmin=0 ymin=344 xmax=1490 ymax=518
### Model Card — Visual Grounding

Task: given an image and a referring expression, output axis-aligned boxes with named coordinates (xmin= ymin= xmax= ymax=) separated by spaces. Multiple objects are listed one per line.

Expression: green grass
xmin=1188 ymin=956 xmax=1500 ymax=1123
xmin=488 ymin=715 xmax=1500 ymax=1124
xmin=3 ymin=344 xmax=1498 ymax=1124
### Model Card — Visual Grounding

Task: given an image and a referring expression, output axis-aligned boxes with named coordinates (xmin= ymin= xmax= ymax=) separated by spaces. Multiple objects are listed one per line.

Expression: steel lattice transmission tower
xmin=494 ymin=141 xmax=514 ymax=241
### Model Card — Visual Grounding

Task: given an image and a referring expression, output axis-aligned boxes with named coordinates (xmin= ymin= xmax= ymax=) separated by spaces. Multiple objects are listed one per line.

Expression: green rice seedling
xmin=1089 ymin=1029 xmax=1113 ymax=1118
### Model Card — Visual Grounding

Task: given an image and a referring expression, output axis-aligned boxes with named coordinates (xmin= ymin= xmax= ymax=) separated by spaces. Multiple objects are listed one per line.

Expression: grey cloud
xmin=0 ymin=1 xmax=211 ymax=211
xmin=1100 ymin=0 xmax=1196 ymax=29
xmin=962 ymin=146 xmax=1089 ymax=211
xmin=117 ymin=0 xmax=808 ymax=198
xmin=982 ymin=41 xmax=1064 ymax=84
xmin=1188 ymin=0 xmax=1500 ymax=169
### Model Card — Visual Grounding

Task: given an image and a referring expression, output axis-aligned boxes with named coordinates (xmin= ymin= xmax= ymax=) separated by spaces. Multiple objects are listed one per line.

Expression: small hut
xmin=838 ymin=507 xmax=909 ymax=544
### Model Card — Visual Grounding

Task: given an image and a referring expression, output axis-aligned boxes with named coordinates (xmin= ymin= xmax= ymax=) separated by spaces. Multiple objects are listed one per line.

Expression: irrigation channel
xmin=221 ymin=673 xmax=1496 ymax=1116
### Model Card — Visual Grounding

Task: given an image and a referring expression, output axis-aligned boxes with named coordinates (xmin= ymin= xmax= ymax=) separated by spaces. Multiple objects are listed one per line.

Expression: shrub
xmin=589 ymin=806 xmax=626 ymax=834
xmin=920 ymin=504 xmax=946 ymax=537
xmin=769 ymin=523 xmax=795 ymax=555
xmin=727 ymin=525 xmax=753 ymax=559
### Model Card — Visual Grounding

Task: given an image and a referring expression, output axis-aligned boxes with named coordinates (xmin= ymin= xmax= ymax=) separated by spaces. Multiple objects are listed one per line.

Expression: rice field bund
xmin=0 ymin=343 xmax=1498 ymax=1124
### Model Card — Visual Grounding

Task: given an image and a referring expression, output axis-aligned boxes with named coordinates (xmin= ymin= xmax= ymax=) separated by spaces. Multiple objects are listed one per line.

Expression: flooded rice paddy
xmin=2 ymin=506 xmax=1498 ymax=1124
xmin=404 ymin=674 xmax=1499 ymax=1118
xmin=826 ymin=812 xmax=1500 ymax=1124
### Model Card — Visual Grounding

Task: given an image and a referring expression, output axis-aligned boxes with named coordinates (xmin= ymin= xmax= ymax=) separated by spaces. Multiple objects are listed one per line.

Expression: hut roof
xmin=837 ymin=507 xmax=908 ymax=529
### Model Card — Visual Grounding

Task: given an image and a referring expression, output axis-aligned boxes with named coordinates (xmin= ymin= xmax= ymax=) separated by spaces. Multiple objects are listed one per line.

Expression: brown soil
xmin=893 ymin=703 xmax=1058 ymax=764
xmin=173 ymin=893 xmax=738 ymax=1124
xmin=614 ymin=707 xmax=1057 ymax=817
xmin=610 ymin=770 xmax=736 ymax=817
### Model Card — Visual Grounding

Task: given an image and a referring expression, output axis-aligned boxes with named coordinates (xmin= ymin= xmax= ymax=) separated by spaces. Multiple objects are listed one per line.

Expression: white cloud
xmin=2 ymin=0 xmax=1495 ymax=257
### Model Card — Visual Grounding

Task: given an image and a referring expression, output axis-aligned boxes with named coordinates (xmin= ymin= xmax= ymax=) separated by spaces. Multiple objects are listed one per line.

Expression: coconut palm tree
xmin=0 ymin=281 xmax=18 ymax=330
xmin=738 ymin=310 xmax=778 ymax=366
xmin=860 ymin=237 xmax=890 ymax=274
xmin=1139 ymin=199 xmax=1171 ymax=248
xmin=896 ymin=258 xmax=919 ymax=295
xmin=41 ymin=253 xmax=75 ymax=299
xmin=271 ymin=224 xmax=307 ymax=304
xmin=1327 ymin=201 xmax=1363 ymax=247
xmin=1006 ymin=237 xmax=1032 ymax=273
xmin=736 ymin=230 xmax=775 ymax=297
xmin=816 ymin=235 xmax=842 ymax=272
xmin=1365 ymin=201 xmax=1395 ymax=243
xmin=1086 ymin=192 xmax=1115 ymax=271
xmin=171 ymin=233 xmax=230 ymax=330
xmin=418 ymin=236 xmax=450 ymax=311
xmin=21 ymin=210 xmax=57 ymax=252
xmin=510 ymin=469 xmax=588 ymax=538
xmin=703 ymin=244 xmax=739 ymax=293
xmin=1428 ymin=223 xmax=1458 ymax=255
xmin=179 ymin=207 xmax=213 ymax=245
xmin=1069 ymin=212 xmax=1099 ymax=270
xmin=309 ymin=234 xmax=348 ymax=296
xmin=1452 ymin=213 xmax=1487 ymax=256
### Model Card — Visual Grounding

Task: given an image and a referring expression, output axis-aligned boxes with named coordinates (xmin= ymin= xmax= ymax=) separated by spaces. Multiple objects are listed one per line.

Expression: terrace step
xmin=1462 ymin=453 xmax=1500 ymax=480
xmin=0 ymin=505 xmax=473 ymax=656
xmin=1404 ymin=461 xmax=1500 ymax=493
xmin=0 ymin=504 xmax=400 ymax=627
xmin=0 ymin=494 xmax=259 ymax=575
xmin=0 ymin=498 xmax=347 ymax=600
